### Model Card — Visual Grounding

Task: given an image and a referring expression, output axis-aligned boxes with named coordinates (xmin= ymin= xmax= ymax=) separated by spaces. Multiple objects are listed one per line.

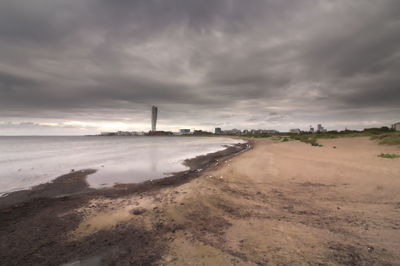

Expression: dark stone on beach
xmin=131 ymin=207 xmax=147 ymax=215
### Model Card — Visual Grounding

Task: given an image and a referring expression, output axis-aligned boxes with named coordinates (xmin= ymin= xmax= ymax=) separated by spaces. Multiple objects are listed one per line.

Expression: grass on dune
xmin=289 ymin=135 xmax=323 ymax=147
xmin=371 ymin=133 xmax=400 ymax=145
xmin=187 ymin=128 xmax=400 ymax=148
xmin=288 ymin=129 xmax=400 ymax=147
xmin=378 ymin=153 xmax=400 ymax=159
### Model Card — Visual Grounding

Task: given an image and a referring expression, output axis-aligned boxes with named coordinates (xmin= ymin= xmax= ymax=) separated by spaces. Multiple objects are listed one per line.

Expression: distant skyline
xmin=1 ymin=0 xmax=400 ymax=135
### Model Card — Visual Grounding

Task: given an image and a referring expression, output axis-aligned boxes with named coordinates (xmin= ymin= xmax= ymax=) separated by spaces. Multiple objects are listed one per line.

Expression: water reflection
xmin=149 ymin=140 xmax=158 ymax=173
xmin=0 ymin=136 xmax=245 ymax=194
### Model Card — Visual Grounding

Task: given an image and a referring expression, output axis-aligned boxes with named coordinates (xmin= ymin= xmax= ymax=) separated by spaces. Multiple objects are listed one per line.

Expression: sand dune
xmin=141 ymin=137 xmax=398 ymax=265
xmin=70 ymin=136 xmax=400 ymax=264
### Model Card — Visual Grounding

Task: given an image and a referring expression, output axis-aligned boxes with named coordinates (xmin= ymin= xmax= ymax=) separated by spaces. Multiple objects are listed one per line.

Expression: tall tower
xmin=151 ymin=106 xmax=158 ymax=132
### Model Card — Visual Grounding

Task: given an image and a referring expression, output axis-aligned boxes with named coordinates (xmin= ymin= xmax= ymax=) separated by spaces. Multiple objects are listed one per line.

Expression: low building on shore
xmin=290 ymin=128 xmax=301 ymax=134
xmin=250 ymin=129 xmax=263 ymax=134
xmin=99 ymin=131 xmax=144 ymax=136
xmin=193 ymin=130 xmax=212 ymax=135
xmin=180 ymin=129 xmax=191 ymax=134
xmin=392 ymin=122 xmax=400 ymax=131
xmin=147 ymin=131 xmax=173 ymax=136
xmin=317 ymin=124 xmax=327 ymax=133
xmin=248 ymin=129 xmax=279 ymax=135
xmin=223 ymin=128 xmax=241 ymax=135
xmin=263 ymin=130 xmax=279 ymax=135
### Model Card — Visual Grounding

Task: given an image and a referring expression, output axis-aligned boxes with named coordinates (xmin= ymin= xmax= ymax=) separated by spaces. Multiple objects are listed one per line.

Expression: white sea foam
xmin=0 ymin=136 xmax=244 ymax=195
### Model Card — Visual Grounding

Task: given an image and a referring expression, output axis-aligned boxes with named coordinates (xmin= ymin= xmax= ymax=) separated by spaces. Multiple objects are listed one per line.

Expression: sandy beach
xmin=1 ymin=137 xmax=400 ymax=265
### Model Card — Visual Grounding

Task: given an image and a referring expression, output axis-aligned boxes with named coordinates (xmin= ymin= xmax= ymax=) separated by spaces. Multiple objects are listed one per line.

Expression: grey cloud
xmin=0 ymin=71 xmax=39 ymax=89
xmin=299 ymin=2 xmax=400 ymax=78
xmin=0 ymin=0 xmax=399 ymax=134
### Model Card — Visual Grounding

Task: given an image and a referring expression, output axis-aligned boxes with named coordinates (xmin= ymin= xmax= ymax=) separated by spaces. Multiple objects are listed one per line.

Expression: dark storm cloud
xmin=0 ymin=71 xmax=39 ymax=89
xmin=0 ymin=0 xmax=399 ymax=134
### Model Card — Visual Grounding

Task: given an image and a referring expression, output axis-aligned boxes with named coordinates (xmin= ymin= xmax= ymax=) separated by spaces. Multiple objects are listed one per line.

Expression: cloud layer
xmin=1 ymin=0 xmax=399 ymax=134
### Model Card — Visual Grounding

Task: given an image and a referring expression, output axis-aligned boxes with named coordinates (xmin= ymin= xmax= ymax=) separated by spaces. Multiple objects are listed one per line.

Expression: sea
xmin=0 ymin=136 xmax=245 ymax=196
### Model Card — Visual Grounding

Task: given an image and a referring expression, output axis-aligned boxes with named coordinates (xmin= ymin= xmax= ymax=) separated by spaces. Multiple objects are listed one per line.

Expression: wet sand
xmin=1 ymin=137 xmax=400 ymax=265
xmin=0 ymin=142 xmax=249 ymax=265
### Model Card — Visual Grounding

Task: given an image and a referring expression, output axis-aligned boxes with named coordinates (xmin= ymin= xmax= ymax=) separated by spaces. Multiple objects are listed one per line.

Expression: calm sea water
xmin=0 ymin=136 xmax=244 ymax=195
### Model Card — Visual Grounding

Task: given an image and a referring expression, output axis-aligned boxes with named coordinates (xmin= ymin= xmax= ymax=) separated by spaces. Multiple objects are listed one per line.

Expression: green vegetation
xmin=289 ymin=135 xmax=323 ymax=147
xmin=243 ymin=134 xmax=272 ymax=138
xmin=180 ymin=127 xmax=400 ymax=148
xmin=286 ymin=127 xmax=399 ymax=147
xmin=371 ymin=132 xmax=400 ymax=145
xmin=183 ymin=134 xmax=215 ymax=137
xmin=378 ymin=153 xmax=400 ymax=159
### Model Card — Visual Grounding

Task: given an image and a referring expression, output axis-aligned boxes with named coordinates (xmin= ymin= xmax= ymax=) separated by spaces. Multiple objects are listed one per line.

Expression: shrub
xmin=378 ymin=153 xmax=400 ymax=159
xmin=289 ymin=135 xmax=322 ymax=147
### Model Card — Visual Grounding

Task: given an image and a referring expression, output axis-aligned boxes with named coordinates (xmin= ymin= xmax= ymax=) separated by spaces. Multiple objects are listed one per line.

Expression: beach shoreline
xmin=0 ymin=141 xmax=250 ymax=209
xmin=1 ymin=137 xmax=400 ymax=265
xmin=0 ymin=140 xmax=251 ymax=265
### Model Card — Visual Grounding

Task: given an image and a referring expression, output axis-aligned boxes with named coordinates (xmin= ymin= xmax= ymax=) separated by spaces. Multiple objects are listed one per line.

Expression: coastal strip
xmin=2 ymin=137 xmax=399 ymax=265
xmin=0 ymin=140 xmax=251 ymax=209
xmin=0 ymin=139 xmax=251 ymax=265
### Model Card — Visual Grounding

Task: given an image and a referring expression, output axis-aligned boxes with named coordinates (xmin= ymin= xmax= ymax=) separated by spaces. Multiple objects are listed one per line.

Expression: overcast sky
xmin=0 ymin=0 xmax=399 ymax=135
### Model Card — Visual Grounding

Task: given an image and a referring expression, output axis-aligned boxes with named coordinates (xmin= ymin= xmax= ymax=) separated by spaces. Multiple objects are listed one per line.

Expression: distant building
xmin=116 ymin=131 xmax=128 ymax=136
xmin=392 ymin=122 xmax=400 ymax=131
xmin=290 ymin=128 xmax=301 ymax=134
xmin=100 ymin=131 xmax=144 ymax=136
xmin=263 ymin=130 xmax=279 ymax=134
xmin=317 ymin=124 xmax=327 ymax=133
xmin=215 ymin=127 xmax=222 ymax=134
xmin=248 ymin=129 xmax=278 ymax=135
xmin=250 ymin=129 xmax=261 ymax=134
xmin=224 ymin=129 xmax=241 ymax=135
xmin=180 ymin=129 xmax=191 ymax=134
xmin=151 ymin=106 xmax=158 ymax=132
xmin=148 ymin=131 xmax=173 ymax=136
xmin=193 ymin=130 xmax=211 ymax=135
xmin=310 ymin=125 xmax=314 ymax=133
